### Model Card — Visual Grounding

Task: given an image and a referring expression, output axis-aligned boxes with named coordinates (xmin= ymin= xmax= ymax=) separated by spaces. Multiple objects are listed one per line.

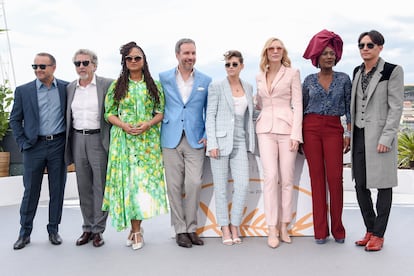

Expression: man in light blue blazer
xmin=160 ymin=38 xmax=212 ymax=248
xmin=10 ymin=53 xmax=68 ymax=250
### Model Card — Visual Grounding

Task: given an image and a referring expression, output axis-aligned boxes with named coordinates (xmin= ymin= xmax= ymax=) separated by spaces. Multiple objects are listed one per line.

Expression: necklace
xmin=228 ymin=77 xmax=243 ymax=94
xmin=232 ymin=86 xmax=242 ymax=93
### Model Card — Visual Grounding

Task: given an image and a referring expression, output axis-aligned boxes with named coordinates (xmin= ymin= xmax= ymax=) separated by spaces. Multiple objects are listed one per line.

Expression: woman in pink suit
xmin=256 ymin=38 xmax=303 ymax=248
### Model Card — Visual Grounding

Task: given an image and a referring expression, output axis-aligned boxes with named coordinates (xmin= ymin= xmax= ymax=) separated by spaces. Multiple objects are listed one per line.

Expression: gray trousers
xmin=162 ymin=134 xmax=205 ymax=234
xmin=72 ymin=132 xmax=108 ymax=233
xmin=210 ymin=115 xmax=249 ymax=226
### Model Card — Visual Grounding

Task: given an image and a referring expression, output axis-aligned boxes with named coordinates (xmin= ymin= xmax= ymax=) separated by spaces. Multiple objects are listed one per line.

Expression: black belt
xmin=74 ymin=129 xmax=101 ymax=135
xmin=38 ymin=132 xmax=65 ymax=141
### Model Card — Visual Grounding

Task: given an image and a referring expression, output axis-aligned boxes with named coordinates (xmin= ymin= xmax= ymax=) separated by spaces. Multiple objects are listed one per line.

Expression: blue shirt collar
xmin=36 ymin=78 xmax=57 ymax=90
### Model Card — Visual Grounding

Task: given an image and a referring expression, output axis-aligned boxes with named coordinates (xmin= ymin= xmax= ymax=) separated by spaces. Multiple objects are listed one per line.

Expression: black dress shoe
xmin=49 ymin=233 xmax=62 ymax=245
xmin=188 ymin=232 xmax=204 ymax=246
xmin=76 ymin=232 xmax=92 ymax=246
xmin=92 ymin=233 xmax=105 ymax=247
xmin=176 ymin=233 xmax=192 ymax=248
xmin=13 ymin=236 xmax=30 ymax=250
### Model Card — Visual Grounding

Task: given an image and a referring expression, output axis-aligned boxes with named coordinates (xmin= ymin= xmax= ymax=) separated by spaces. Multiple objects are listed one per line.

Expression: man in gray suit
xmin=65 ymin=49 xmax=113 ymax=247
xmin=351 ymin=30 xmax=404 ymax=252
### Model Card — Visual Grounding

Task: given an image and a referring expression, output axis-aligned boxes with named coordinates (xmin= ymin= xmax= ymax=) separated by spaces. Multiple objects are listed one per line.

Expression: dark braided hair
xmin=113 ymin=41 xmax=160 ymax=104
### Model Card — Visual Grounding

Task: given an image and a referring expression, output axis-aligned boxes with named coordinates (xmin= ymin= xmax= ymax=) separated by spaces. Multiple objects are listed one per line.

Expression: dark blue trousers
xmin=19 ymin=136 xmax=66 ymax=237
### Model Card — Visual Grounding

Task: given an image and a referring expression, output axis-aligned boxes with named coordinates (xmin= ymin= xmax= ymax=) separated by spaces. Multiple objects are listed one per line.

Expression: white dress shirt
xmin=71 ymin=75 xmax=100 ymax=130
xmin=176 ymin=68 xmax=194 ymax=104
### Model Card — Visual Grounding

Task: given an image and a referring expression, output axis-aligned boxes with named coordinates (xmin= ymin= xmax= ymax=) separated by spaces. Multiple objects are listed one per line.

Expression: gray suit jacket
xmin=206 ymin=78 xmax=255 ymax=156
xmin=350 ymin=58 xmax=404 ymax=188
xmin=64 ymin=75 xmax=114 ymax=164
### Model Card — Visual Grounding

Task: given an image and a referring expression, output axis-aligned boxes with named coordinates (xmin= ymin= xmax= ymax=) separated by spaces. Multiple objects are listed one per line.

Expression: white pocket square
xmin=197 ymin=87 xmax=205 ymax=91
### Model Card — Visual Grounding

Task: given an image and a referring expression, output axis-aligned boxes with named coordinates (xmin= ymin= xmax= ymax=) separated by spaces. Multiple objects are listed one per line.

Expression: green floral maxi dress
xmin=102 ymin=79 xmax=168 ymax=231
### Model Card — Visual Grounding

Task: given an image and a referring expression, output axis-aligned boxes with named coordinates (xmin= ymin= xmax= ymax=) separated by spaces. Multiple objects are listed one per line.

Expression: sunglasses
xmin=125 ymin=56 xmax=143 ymax=62
xmin=74 ymin=60 xmax=90 ymax=67
xmin=358 ymin=43 xmax=375 ymax=49
xmin=31 ymin=64 xmax=52 ymax=70
xmin=225 ymin=62 xmax=239 ymax=68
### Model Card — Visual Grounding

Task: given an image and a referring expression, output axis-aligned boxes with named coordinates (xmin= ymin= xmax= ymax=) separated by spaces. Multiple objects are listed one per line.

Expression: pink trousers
xmin=257 ymin=133 xmax=297 ymax=226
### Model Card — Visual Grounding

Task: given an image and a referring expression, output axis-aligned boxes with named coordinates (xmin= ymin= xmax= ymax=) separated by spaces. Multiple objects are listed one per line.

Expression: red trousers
xmin=302 ymin=114 xmax=346 ymax=240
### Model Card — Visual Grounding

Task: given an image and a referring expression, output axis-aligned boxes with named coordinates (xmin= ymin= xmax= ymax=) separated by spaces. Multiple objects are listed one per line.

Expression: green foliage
xmin=0 ymin=80 xmax=13 ymax=151
xmin=398 ymin=130 xmax=414 ymax=169
xmin=405 ymin=85 xmax=414 ymax=92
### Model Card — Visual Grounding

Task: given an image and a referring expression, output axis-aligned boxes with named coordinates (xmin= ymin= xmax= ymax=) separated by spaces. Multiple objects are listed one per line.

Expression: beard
xmin=78 ymin=73 xmax=90 ymax=80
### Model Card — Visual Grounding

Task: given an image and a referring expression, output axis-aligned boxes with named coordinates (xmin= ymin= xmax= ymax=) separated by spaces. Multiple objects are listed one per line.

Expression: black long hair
xmin=113 ymin=41 xmax=160 ymax=104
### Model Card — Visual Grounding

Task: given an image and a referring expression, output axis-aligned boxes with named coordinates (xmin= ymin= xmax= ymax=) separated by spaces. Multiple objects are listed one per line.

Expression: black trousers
xmin=352 ymin=127 xmax=392 ymax=238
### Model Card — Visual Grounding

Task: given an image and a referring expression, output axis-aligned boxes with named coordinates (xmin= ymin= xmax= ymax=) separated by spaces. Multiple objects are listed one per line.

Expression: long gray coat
xmin=205 ymin=78 xmax=255 ymax=156
xmin=350 ymin=58 xmax=404 ymax=189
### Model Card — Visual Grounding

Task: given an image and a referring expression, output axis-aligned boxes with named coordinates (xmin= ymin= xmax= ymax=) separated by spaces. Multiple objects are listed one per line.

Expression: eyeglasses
xmin=125 ymin=56 xmax=143 ymax=62
xmin=74 ymin=60 xmax=90 ymax=67
xmin=31 ymin=64 xmax=52 ymax=70
xmin=358 ymin=43 xmax=375 ymax=49
xmin=225 ymin=62 xmax=239 ymax=68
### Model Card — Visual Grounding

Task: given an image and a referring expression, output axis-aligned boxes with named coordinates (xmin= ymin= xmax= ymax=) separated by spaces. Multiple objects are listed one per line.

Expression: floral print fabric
xmin=102 ymin=79 xmax=168 ymax=231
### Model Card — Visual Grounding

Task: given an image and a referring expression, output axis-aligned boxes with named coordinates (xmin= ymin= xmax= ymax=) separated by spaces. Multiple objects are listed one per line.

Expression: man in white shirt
xmin=159 ymin=39 xmax=212 ymax=248
xmin=65 ymin=49 xmax=113 ymax=247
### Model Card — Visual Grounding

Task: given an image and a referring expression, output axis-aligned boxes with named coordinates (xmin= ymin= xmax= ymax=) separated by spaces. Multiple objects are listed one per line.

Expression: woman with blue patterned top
xmin=302 ymin=29 xmax=351 ymax=245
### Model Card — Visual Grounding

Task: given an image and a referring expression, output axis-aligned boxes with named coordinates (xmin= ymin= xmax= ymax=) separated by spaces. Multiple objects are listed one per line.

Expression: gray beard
xmin=79 ymin=73 xmax=90 ymax=80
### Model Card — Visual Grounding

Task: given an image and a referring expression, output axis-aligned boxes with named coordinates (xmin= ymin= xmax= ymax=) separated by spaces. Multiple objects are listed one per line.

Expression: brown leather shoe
xmin=176 ymin=233 xmax=192 ymax=248
xmin=76 ymin=232 xmax=92 ymax=246
xmin=92 ymin=233 xmax=105 ymax=247
xmin=355 ymin=232 xmax=373 ymax=246
xmin=365 ymin=236 xmax=384 ymax=251
xmin=188 ymin=232 xmax=204 ymax=246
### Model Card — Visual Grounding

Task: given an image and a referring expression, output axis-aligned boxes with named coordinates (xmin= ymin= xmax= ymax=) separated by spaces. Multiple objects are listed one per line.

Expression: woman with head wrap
xmin=302 ymin=29 xmax=351 ymax=244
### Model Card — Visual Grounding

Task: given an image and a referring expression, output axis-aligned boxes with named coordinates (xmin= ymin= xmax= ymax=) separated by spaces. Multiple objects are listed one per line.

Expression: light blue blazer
xmin=159 ymin=68 xmax=212 ymax=149
xmin=205 ymin=78 xmax=255 ymax=156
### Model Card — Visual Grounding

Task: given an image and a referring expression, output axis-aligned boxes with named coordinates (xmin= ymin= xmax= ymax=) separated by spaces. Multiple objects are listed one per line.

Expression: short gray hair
xmin=175 ymin=38 xmax=195 ymax=54
xmin=72 ymin=49 xmax=98 ymax=66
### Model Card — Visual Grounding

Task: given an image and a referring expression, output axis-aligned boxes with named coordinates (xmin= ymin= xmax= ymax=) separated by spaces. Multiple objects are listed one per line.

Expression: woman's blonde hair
xmin=259 ymin=37 xmax=291 ymax=72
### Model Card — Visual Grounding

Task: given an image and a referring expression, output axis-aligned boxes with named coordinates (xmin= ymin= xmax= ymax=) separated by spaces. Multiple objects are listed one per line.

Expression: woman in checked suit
xmin=206 ymin=50 xmax=255 ymax=246
xmin=256 ymin=38 xmax=302 ymax=248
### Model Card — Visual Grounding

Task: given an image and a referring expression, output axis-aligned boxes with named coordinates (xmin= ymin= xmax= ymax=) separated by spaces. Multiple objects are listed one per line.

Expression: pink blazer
xmin=255 ymin=66 xmax=303 ymax=143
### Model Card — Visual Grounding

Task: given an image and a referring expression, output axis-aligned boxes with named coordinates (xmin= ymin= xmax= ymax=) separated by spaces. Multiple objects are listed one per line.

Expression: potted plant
xmin=397 ymin=130 xmax=414 ymax=169
xmin=0 ymin=80 xmax=13 ymax=176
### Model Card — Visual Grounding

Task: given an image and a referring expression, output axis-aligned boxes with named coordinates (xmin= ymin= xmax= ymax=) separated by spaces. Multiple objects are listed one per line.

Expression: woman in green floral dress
xmin=102 ymin=42 xmax=168 ymax=250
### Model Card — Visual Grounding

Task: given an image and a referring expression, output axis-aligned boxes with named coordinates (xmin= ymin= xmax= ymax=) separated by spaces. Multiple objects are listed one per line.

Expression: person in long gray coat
xmin=350 ymin=30 xmax=404 ymax=252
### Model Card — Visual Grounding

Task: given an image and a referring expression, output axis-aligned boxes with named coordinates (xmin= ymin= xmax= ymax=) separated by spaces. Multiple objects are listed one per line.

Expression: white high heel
xmin=131 ymin=228 xmax=144 ymax=250
xmin=126 ymin=228 xmax=144 ymax=247
xmin=126 ymin=231 xmax=133 ymax=247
